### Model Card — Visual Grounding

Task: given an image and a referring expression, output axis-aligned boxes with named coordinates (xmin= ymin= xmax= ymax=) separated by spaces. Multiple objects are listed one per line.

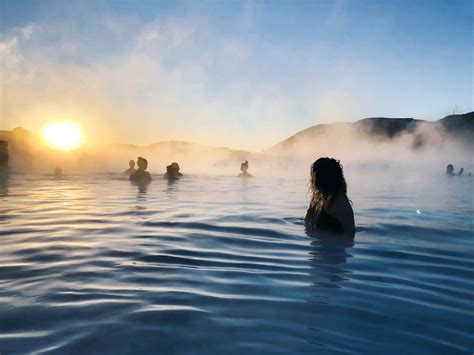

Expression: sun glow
xmin=43 ymin=121 xmax=83 ymax=150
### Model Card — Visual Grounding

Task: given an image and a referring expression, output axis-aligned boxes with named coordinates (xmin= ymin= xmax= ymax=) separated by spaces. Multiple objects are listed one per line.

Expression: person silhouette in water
xmin=124 ymin=160 xmax=137 ymax=175
xmin=54 ymin=167 xmax=63 ymax=179
xmin=305 ymin=157 xmax=355 ymax=236
xmin=446 ymin=164 xmax=464 ymax=176
xmin=130 ymin=157 xmax=152 ymax=183
xmin=446 ymin=164 xmax=455 ymax=176
xmin=238 ymin=160 xmax=252 ymax=177
xmin=164 ymin=162 xmax=183 ymax=179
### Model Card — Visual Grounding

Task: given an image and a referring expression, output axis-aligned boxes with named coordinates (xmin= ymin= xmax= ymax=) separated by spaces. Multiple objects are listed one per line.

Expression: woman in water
xmin=238 ymin=160 xmax=252 ymax=177
xmin=446 ymin=164 xmax=464 ymax=176
xmin=124 ymin=160 xmax=136 ymax=175
xmin=54 ymin=167 xmax=63 ymax=179
xmin=164 ymin=162 xmax=183 ymax=179
xmin=305 ymin=157 xmax=355 ymax=236
xmin=129 ymin=157 xmax=152 ymax=183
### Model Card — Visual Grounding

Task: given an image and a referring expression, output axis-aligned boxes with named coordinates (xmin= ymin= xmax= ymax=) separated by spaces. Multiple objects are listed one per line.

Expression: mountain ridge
xmin=1 ymin=112 xmax=472 ymax=153
xmin=0 ymin=112 xmax=472 ymax=172
xmin=268 ymin=112 xmax=473 ymax=152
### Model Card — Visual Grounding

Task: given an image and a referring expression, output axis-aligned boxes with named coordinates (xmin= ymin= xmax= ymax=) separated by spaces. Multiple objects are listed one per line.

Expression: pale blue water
xmin=0 ymin=172 xmax=473 ymax=354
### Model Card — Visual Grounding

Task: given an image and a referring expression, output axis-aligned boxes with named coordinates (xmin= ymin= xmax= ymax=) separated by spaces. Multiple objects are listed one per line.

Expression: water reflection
xmin=131 ymin=181 xmax=149 ymax=211
xmin=239 ymin=176 xmax=250 ymax=207
xmin=0 ymin=168 xmax=9 ymax=197
xmin=166 ymin=177 xmax=178 ymax=188
xmin=132 ymin=181 xmax=149 ymax=195
xmin=304 ymin=228 xmax=355 ymax=347
xmin=306 ymin=227 xmax=354 ymax=289
xmin=166 ymin=176 xmax=181 ymax=198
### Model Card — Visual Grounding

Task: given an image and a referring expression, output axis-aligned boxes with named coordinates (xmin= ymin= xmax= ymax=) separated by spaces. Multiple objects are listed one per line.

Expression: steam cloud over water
xmin=1 ymin=112 xmax=472 ymax=176
xmin=264 ymin=114 xmax=473 ymax=174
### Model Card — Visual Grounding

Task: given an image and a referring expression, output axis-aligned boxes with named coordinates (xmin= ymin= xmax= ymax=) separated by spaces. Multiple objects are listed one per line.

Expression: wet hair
xmin=446 ymin=164 xmax=454 ymax=172
xmin=166 ymin=162 xmax=181 ymax=177
xmin=308 ymin=157 xmax=348 ymax=212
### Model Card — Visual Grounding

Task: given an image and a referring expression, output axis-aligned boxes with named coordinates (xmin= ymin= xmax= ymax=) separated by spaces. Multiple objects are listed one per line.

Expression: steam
xmin=261 ymin=118 xmax=473 ymax=177
xmin=1 ymin=115 xmax=472 ymax=178
xmin=0 ymin=19 xmax=306 ymax=150
xmin=1 ymin=14 xmax=472 ymax=177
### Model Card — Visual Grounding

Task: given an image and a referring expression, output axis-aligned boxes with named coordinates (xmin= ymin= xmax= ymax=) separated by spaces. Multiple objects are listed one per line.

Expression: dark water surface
xmin=0 ymin=172 xmax=473 ymax=354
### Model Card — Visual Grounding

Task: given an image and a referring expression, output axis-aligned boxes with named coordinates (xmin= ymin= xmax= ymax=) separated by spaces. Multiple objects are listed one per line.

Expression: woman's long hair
xmin=308 ymin=157 xmax=348 ymax=212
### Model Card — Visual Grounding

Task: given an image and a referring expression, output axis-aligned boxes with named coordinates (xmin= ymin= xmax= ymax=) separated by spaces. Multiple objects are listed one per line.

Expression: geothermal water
xmin=0 ymin=171 xmax=473 ymax=354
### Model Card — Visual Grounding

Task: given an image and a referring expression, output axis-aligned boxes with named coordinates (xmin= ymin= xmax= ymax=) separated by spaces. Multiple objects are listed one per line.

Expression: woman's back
xmin=130 ymin=169 xmax=151 ymax=183
xmin=305 ymin=205 xmax=344 ymax=233
xmin=306 ymin=158 xmax=355 ymax=236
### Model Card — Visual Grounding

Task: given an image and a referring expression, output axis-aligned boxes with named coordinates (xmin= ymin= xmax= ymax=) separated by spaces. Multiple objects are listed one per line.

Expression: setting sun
xmin=43 ymin=121 xmax=83 ymax=150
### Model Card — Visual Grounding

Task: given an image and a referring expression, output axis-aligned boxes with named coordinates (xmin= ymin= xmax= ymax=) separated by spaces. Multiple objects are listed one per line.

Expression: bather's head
xmin=171 ymin=162 xmax=180 ymax=172
xmin=54 ymin=167 xmax=63 ymax=178
xmin=446 ymin=164 xmax=454 ymax=175
xmin=240 ymin=160 xmax=249 ymax=173
xmin=129 ymin=160 xmax=135 ymax=169
xmin=137 ymin=157 xmax=148 ymax=170
xmin=309 ymin=157 xmax=347 ymax=208
xmin=166 ymin=162 xmax=181 ymax=178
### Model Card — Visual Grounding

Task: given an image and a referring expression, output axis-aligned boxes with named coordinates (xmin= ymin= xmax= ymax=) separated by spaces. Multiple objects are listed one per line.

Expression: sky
xmin=0 ymin=0 xmax=472 ymax=150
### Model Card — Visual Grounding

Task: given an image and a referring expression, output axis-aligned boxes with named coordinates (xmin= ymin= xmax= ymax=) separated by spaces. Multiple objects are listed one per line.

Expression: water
xmin=0 ymin=172 xmax=473 ymax=354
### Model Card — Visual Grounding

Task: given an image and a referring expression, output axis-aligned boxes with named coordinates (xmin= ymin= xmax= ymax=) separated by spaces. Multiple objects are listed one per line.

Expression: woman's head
xmin=309 ymin=157 xmax=347 ymax=208
xmin=129 ymin=160 xmax=135 ymax=168
xmin=241 ymin=160 xmax=249 ymax=173
xmin=446 ymin=164 xmax=454 ymax=173
xmin=171 ymin=162 xmax=180 ymax=172
xmin=166 ymin=162 xmax=180 ymax=176
xmin=137 ymin=157 xmax=148 ymax=170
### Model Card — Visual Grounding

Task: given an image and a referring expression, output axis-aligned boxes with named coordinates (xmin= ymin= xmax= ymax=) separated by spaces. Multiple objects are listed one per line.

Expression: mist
xmin=1 ymin=5 xmax=472 ymax=152
xmin=264 ymin=118 xmax=473 ymax=174
xmin=1 ymin=9 xmax=472 ymax=177
xmin=2 ymin=112 xmax=472 ymax=179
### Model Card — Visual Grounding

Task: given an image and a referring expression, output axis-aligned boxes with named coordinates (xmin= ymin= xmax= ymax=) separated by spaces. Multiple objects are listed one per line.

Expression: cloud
xmin=0 ymin=37 xmax=23 ymax=67
xmin=1 ymin=6 xmax=471 ymax=150
xmin=0 ymin=24 xmax=38 ymax=67
xmin=1 ymin=15 xmax=306 ymax=149
xmin=18 ymin=24 xmax=35 ymax=40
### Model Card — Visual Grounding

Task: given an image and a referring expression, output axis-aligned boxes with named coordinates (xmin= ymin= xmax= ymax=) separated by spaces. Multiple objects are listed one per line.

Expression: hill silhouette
xmin=268 ymin=112 xmax=473 ymax=154
xmin=1 ymin=112 xmax=472 ymax=172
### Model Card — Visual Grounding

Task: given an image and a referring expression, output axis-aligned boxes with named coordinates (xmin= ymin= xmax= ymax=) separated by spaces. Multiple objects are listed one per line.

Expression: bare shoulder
xmin=329 ymin=193 xmax=355 ymax=235
xmin=329 ymin=194 xmax=353 ymax=213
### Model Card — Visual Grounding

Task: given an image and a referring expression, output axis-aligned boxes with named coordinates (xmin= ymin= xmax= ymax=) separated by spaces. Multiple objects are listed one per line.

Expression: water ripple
xmin=0 ymin=174 xmax=473 ymax=354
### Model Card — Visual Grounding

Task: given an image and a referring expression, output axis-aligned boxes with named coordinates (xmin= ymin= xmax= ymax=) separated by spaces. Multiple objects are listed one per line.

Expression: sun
xmin=43 ymin=121 xmax=83 ymax=150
